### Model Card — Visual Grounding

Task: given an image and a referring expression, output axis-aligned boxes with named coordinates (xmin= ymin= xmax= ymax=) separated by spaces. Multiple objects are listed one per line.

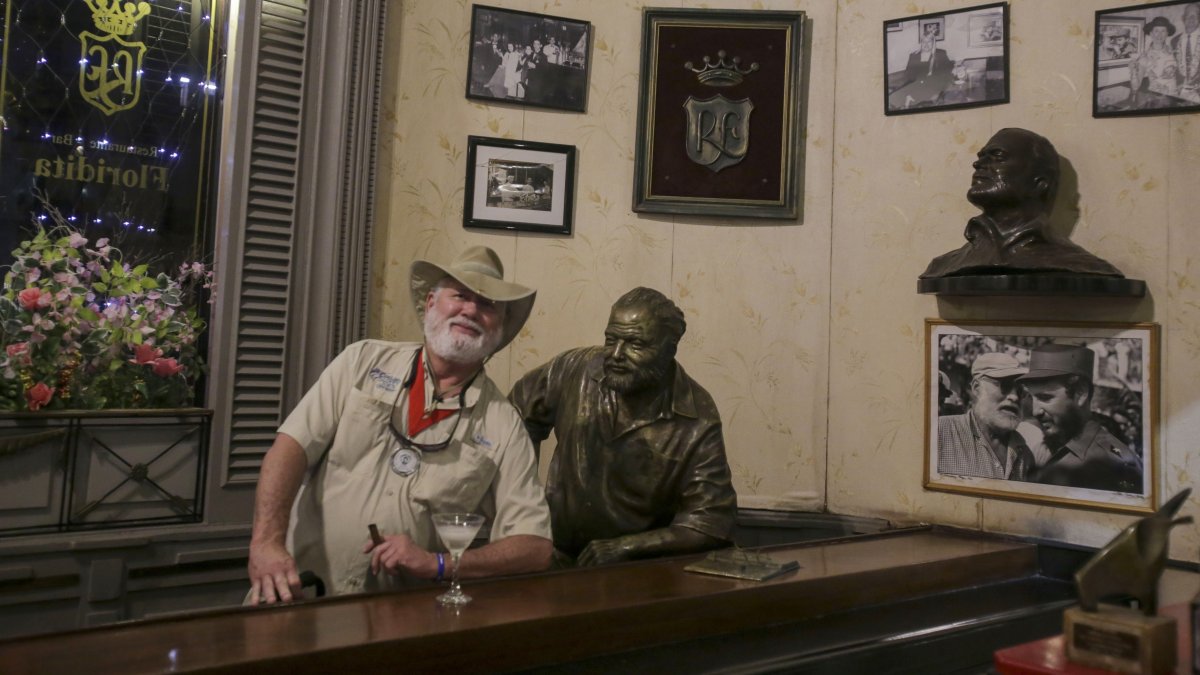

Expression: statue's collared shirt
xmin=936 ymin=409 xmax=1034 ymax=480
xmin=510 ymin=347 xmax=737 ymax=558
xmin=278 ymin=340 xmax=551 ymax=596
xmin=920 ymin=214 xmax=1123 ymax=278
xmin=1026 ymin=419 xmax=1143 ymax=493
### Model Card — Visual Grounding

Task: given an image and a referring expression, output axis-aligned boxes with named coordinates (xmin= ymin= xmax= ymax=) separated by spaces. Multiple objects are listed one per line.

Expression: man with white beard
xmin=936 ymin=351 xmax=1036 ymax=480
xmin=247 ymin=246 xmax=551 ymax=603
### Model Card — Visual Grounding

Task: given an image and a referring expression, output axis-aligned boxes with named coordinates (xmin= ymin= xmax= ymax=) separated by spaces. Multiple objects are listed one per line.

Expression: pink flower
xmin=151 ymin=357 xmax=183 ymax=377
xmin=5 ymin=342 xmax=27 ymax=358
xmin=68 ymin=233 xmax=88 ymax=248
xmin=25 ymin=382 xmax=54 ymax=411
xmin=17 ymin=287 xmax=50 ymax=311
xmin=129 ymin=343 xmax=163 ymax=365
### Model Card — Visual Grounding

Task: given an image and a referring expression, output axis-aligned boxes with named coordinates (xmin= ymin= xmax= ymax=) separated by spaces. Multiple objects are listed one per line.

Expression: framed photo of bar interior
xmin=1094 ymin=0 xmax=1200 ymax=117
xmin=925 ymin=319 xmax=1159 ymax=515
xmin=632 ymin=8 xmax=806 ymax=220
xmin=465 ymin=4 xmax=592 ymax=113
xmin=463 ymin=135 xmax=576 ymax=235
xmin=884 ymin=2 xmax=1009 ymax=115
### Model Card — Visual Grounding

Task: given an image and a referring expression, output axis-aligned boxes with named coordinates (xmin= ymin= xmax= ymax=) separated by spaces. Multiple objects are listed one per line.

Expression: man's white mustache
xmin=449 ymin=318 xmax=484 ymax=335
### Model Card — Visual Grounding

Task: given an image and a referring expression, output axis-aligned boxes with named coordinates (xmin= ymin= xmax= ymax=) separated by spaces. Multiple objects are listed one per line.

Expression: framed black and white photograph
xmin=968 ymin=11 xmax=1005 ymax=47
xmin=883 ymin=2 xmax=1009 ymax=115
xmin=466 ymin=4 xmax=592 ymax=113
xmin=919 ymin=17 xmax=945 ymax=41
xmin=1093 ymin=0 xmax=1200 ymax=117
xmin=463 ymin=136 xmax=576 ymax=235
xmin=925 ymin=320 xmax=1160 ymax=515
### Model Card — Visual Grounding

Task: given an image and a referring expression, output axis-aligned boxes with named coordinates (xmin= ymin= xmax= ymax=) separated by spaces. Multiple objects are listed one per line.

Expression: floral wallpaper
xmin=375 ymin=0 xmax=1200 ymax=560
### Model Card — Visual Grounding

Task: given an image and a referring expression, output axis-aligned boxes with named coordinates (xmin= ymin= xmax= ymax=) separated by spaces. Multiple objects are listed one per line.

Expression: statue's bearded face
xmin=967 ymin=129 xmax=1048 ymax=210
xmin=601 ymin=305 xmax=674 ymax=394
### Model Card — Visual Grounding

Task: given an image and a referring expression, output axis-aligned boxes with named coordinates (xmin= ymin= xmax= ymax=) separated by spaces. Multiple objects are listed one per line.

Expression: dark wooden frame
xmin=883 ymin=2 xmax=1010 ymax=116
xmin=924 ymin=319 xmax=1159 ymax=515
xmin=1093 ymin=0 xmax=1200 ymax=117
xmin=464 ymin=4 xmax=592 ymax=113
xmin=463 ymin=135 xmax=576 ymax=235
xmin=632 ymin=8 xmax=806 ymax=220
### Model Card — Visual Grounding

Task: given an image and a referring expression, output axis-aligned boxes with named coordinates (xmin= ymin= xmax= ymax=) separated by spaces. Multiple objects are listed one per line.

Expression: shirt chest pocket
xmin=411 ymin=443 xmax=498 ymax=515
xmin=327 ymin=387 xmax=394 ymax=473
xmin=613 ymin=442 xmax=678 ymax=504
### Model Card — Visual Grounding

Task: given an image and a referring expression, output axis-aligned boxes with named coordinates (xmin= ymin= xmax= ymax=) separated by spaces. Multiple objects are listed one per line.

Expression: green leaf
xmin=139 ymin=277 xmax=159 ymax=290
xmin=108 ymin=359 xmax=123 ymax=372
xmin=79 ymin=306 xmax=100 ymax=322
xmin=92 ymin=282 xmax=108 ymax=293
xmin=131 ymin=264 xmax=148 ymax=277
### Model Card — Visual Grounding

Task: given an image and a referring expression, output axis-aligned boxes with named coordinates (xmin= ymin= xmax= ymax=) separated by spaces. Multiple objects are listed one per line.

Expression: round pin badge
xmin=390 ymin=447 xmax=420 ymax=475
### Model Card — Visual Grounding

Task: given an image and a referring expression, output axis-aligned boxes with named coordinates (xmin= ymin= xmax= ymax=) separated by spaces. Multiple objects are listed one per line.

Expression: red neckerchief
xmin=407 ymin=351 xmax=456 ymax=436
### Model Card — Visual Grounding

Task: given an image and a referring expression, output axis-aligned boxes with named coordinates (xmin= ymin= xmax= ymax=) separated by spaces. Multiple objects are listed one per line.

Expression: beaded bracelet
xmin=435 ymin=552 xmax=445 ymax=582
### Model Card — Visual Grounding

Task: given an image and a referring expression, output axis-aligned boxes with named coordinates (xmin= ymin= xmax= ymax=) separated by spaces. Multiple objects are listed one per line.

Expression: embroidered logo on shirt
xmin=368 ymin=367 xmax=402 ymax=392
xmin=472 ymin=433 xmax=494 ymax=449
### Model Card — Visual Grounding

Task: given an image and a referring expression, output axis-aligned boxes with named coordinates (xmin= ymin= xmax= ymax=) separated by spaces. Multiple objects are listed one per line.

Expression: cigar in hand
xmin=368 ymin=523 xmax=384 ymax=547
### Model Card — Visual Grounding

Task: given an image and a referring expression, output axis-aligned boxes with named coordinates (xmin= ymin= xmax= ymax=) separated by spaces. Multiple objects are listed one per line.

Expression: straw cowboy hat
xmin=409 ymin=246 xmax=535 ymax=352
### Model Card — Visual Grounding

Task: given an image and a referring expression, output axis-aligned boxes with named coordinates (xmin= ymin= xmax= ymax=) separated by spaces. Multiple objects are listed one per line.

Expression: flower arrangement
xmin=0 ymin=213 xmax=213 ymax=412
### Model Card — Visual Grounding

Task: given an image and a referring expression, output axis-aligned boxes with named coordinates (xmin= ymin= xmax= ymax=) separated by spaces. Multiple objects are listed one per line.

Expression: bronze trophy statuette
xmin=1064 ymin=488 xmax=1192 ymax=674
xmin=918 ymin=127 xmax=1145 ymax=296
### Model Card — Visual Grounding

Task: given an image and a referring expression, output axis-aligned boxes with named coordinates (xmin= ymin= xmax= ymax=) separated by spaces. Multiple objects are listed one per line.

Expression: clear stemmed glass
xmin=432 ymin=513 xmax=485 ymax=606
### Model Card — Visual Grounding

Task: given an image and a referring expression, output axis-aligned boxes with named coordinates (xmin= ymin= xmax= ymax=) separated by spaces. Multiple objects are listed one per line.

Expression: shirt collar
xmin=964 ymin=213 xmax=1050 ymax=251
xmin=411 ymin=346 xmax=484 ymax=410
xmin=1061 ymin=419 xmax=1102 ymax=458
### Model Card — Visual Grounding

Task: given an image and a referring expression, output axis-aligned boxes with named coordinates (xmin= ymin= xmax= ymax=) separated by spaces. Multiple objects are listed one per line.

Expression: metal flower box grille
xmin=0 ymin=409 xmax=210 ymax=536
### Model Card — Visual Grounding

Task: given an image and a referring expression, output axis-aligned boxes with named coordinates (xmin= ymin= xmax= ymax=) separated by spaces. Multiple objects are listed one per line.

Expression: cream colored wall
xmin=830 ymin=0 xmax=1200 ymax=560
xmin=374 ymin=0 xmax=1200 ymax=559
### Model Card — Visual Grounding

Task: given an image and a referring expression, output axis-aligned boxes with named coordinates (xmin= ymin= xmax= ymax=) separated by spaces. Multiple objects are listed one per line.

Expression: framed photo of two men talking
xmin=925 ymin=320 xmax=1159 ymax=515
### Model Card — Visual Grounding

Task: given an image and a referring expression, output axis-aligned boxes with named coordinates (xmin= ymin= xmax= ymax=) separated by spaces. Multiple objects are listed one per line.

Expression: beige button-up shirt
xmin=279 ymin=340 xmax=551 ymax=595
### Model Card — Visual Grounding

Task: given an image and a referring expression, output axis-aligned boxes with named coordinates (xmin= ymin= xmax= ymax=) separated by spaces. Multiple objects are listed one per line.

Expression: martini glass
xmin=432 ymin=513 xmax=485 ymax=606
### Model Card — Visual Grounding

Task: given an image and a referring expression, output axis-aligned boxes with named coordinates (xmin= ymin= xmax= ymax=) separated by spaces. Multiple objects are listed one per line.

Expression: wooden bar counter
xmin=0 ymin=529 xmax=1048 ymax=674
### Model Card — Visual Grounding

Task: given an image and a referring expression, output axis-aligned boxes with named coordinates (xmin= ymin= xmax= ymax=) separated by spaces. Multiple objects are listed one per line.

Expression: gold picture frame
xmin=925 ymin=319 xmax=1159 ymax=514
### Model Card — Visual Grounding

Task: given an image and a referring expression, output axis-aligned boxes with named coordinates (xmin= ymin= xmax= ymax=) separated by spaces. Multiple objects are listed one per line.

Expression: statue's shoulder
xmin=674 ymin=363 xmax=722 ymax=421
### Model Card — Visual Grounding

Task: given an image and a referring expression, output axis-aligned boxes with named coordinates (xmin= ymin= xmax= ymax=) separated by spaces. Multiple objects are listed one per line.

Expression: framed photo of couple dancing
xmin=883 ymin=3 xmax=1010 ymax=115
xmin=1093 ymin=0 xmax=1200 ymax=117
xmin=466 ymin=5 xmax=592 ymax=113
xmin=924 ymin=320 xmax=1160 ymax=515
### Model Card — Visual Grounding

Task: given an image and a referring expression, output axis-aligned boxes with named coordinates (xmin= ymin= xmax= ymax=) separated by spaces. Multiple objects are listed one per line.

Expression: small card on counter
xmin=684 ymin=548 xmax=800 ymax=581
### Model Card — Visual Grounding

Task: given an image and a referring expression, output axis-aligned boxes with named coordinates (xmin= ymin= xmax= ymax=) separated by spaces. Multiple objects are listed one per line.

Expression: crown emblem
xmin=84 ymin=0 xmax=151 ymax=37
xmin=684 ymin=50 xmax=759 ymax=87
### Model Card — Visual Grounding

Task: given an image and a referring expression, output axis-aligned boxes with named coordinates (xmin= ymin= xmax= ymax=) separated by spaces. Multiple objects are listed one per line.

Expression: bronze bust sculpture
xmin=921 ymin=128 xmax=1125 ymax=280
xmin=509 ymin=287 xmax=737 ymax=566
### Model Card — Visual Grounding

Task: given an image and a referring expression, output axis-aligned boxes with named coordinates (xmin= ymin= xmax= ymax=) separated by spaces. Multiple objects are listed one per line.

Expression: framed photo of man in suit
xmin=883 ymin=3 xmax=1010 ymax=115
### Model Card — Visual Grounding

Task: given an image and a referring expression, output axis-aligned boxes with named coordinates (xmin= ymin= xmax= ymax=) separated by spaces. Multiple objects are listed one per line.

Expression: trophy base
xmin=1064 ymin=606 xmax=1176 ymax=675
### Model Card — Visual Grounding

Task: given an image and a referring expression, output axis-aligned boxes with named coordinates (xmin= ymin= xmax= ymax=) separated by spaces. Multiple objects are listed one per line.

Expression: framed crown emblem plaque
xmin=632 ymin=8 xmax=807 ymax=220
